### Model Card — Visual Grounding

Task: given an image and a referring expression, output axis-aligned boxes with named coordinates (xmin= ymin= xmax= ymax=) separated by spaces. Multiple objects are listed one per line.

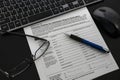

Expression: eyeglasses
xmin=0 ymin=30 xmax=50 ymax=79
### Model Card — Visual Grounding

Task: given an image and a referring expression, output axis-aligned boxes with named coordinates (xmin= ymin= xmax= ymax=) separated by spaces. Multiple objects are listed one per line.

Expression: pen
xmin=65 ymin=33 xmax=110 ymax=53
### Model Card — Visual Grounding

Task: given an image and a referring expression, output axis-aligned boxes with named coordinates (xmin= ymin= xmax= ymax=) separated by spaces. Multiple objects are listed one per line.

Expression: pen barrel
xmin=70 ymin=34 xmax=83 ymax=42
xmin=81 ymin=39 xmax=106 ymax=52
xmin=70 ymin=34 xmax=108 ymax=53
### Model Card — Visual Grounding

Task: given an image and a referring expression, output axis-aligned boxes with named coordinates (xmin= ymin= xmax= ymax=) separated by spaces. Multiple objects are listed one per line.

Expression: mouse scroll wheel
xmin=99 ymin=9 xmax=106 ymax=12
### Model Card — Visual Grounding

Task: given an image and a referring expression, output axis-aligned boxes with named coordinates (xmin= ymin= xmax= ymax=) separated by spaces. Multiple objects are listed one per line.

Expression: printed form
xmin=24 ymin=7 xmax=119 ymax=80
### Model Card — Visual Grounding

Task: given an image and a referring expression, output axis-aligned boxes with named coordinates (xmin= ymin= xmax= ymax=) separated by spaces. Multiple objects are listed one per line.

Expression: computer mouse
xmin=93 ymin=7 xmax=120 ymax=37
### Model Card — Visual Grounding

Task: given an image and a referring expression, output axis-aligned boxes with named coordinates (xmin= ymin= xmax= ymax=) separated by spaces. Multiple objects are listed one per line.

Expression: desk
xmin=0 ymin=0 xmax=120 ymax=80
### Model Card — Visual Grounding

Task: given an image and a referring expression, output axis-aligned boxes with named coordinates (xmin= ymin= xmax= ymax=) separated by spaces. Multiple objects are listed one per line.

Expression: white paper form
xmin=24 ymin=7 xmax=119 ymax=80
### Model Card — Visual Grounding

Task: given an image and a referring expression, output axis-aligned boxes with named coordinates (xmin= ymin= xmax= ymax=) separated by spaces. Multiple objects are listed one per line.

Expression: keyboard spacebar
xmin=28 ymin=10 xmax=53 ymax=22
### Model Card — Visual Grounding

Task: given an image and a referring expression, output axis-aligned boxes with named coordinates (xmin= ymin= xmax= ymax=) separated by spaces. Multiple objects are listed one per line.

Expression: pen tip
xmin=106 ymin=50 xmax=110 ymax=53
xmin=104 ymin=48 xmax=110 ymax=53
xmin=64 ymin=33 xmax=71 ymax=36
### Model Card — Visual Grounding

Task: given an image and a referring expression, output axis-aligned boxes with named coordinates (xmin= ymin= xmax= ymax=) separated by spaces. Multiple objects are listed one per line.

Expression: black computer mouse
xmin=93 ymin=7 xmax=120 ymax=37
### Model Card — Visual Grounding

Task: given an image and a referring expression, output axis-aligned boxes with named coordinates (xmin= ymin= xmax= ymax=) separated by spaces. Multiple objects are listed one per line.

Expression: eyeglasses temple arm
xmin=0 ymin=68 xmax=9 ymax=78
xmin=0 ymin=30 xmax=47 ymax=41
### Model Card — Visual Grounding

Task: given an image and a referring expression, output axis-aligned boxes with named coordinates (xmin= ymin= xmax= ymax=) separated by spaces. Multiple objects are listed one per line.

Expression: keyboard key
xmin=1 ymin=24 xmax=9 ymax=30
xmin=4 ymin=1 xmax=10 ymax=6
xmin=0 ymin=3 xmax=4 ymax=8
xmin=39 ymin=2 xmax=45 ymax=6
xmin=34 ymin=8 xmax=40 ymax=14
xmin=1 ymin=7 xmax=8 ymax=12
xmin=43 ymin=0 xmax=50 ymax=5
xmin=14 ymin=4 xmax=20 ymax=9
xmin=10 ymin=0 xmax=16 ymax=4
xmin=8 ymin=22 xmax=15 ymax=29
xmin=11 ymin=10 xmax=17 ymax=15
xmin=84 ymin=0 xmax=96 ymax=4
xmin=7 ymin=6 xmax=14 ymax=11
xmin=78 ymin=0 xmax=84 ymax=5
xmin=55 ymin=2 xmax=61 ymax=6
xmin=33 ymin=3 xmax=39 ymax=8
xmin=44 ymin=5 xmax=50 ymax=10
xmin=28 ymin=10 xmax=34 ymax=16
xmin=50 ymin=4 xmax=55 ymax=9
xmin=52 ymin=8 xmax=59 ymax=14
xmin=22 ymin=7 xmax=28 ymax=11
xmin=39 ymin=7 xmax=45 ymax=12
xmin=28 ymin=5 xmax=34 ymax=10
xmin=58 ymin=6 xmax=64 ymax=12
xmin=15 ymin=20 xmax=21 ymax=27
xmin=60 ymin=0 xmax=66 ymax=5
xmin=16 ymin=13 xmax=22 ymax=19
xmin=0 ymin=18 xmax=10 ymax=25
xmin=22 ymin=12 xmax=28 ymax=17
xmin=21 ymin=18 xmax=28 ymax=25
xmin=28 ymin=10 xmax=53 ymax=22
xmin=4 ymin=12 xmax=11 ymax=17
xmin=62 ymin=4 xmax=69 ymax=11
xmin=16 ymin=8 xmax=22 ymax=13
xmin=30 ymin=0 xmax=36 ymax=4
xmin=10 ymin=15 xmax=16 ymax=21
xmin=19 ymin=2 xmax=25 ymax=7
xmin=69 ymin=3 xmax=74 ymax=9
xmin=25 ymin=1 xmax=31 ymax=5
xmin=72 ymin=1 xmax=79 ymax=7
xmin=0 ymin=14 xmax=4 ymax=19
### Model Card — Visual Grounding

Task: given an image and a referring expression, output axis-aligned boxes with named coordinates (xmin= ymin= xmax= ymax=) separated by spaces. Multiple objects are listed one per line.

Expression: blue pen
xmin=65 ymin=33 xmax=110 ymax=53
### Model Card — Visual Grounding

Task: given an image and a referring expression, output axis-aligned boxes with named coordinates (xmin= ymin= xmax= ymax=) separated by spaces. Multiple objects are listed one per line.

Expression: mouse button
xmin=104 ymin=12 xmax=119 ymax=20
xmin=99 ymin=8 xmax=106 ymax=12
xmin=104 ymin=8 xmax=120 ymax=20
xmin=104 ymin=12 xmax=120 ymax=24
xmin=93 ymin=9 xmax=105 ymax=17
xmin=104 ymin=13 xmax=120 ymax=29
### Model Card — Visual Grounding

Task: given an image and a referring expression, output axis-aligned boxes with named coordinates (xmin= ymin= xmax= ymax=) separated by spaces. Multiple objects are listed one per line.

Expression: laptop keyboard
xmin=0 ymin=0 xmax=103 ymax=32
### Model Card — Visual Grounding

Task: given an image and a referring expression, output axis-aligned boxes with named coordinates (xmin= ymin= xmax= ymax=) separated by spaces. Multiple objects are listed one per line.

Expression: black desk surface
xmin=0 ymin=0 xmax=120 ymax=80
